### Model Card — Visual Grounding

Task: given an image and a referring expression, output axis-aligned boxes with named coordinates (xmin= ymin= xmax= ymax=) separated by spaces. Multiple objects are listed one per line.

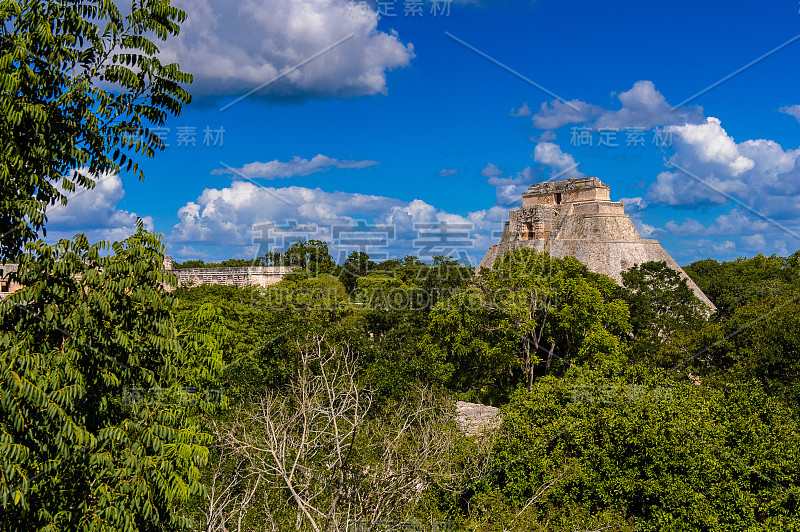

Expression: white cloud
xmin=526 ymin=82 xmax=800 ymax=242
xmin=487 ymin=167 xmax=536 ymax=207
xmin=631 ymin=219 xmax=657 ymax=238
xmin=663 ymin=210 xmax=770 ymax=237
xmin=510 ymin=102 xmax=531 ymax=117
xmin=671 ymin=118 xmax=754 ymax=176
xmin=742 ymin=234 xmax=766 ymax=249
xmin=620 ymin=196 xmax=648 ymax=212
xmin=481 ymin=162 xmax=503 ymax=178
xmin=779 ymin=105 xmax=800 ymax=122
xmin=169 ymin=144 xmax=591 ymax=263
xmin=159 ymin=0 xmax=414 ymax=100
xmin=663 ymin=218 xmax=710 ymax=237
xmin=532 ymin=100 xmax=603 ymax=130
xmin=527 ymin=81 xmax=800 ymax=250
xmin=166 ymin=181 xmax=500 ymax=264
xmin=211 ymin=155 xmax=378 ymax=179
xmin=438 ymin=168 xmax=458 ymax=177
xmin=482 ymin=144 xmax=584 ymax=207
xmin=709 ymin=240 xmax=736 ymax=255
xmin=531 ymin=81 xmax=704 ymax=131
xmin=169 ymin=182 xmax=401 ymax=245
xmin=530 ymin=130 xmax=557 ymax=143
xmin=646 ymin=116 xmax=800 ymax=224
xmin=46 ymin=170 xmax=153 ymax=241
xmin=532 ymin=142 xmax=584 ymax=177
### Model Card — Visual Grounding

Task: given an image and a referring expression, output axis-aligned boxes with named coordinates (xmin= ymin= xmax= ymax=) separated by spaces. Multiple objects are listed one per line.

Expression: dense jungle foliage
xmin=164 ymin=243 xmax=800 ymax=531
xmin=2 ymin=1 xmax=799 ymax=529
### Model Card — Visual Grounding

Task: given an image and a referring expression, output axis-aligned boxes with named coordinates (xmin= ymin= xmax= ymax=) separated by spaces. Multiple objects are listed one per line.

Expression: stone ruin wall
xmin=0 ymin=264 xmax=20 ymax=299
xmin=166 ymin=266 xmax=294 ymax=291
xmin=162 ymin=255 xmax=295 ymax=290
xmin=0 ymin=259 xmax=294 ymax=297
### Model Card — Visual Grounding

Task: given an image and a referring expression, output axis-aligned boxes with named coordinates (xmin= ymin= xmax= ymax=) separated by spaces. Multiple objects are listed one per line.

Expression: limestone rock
xmin=456 ymin=401 xmax=500 ymax=435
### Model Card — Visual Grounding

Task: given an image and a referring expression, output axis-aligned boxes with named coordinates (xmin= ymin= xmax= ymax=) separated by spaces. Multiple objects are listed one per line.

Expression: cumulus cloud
xmin=170 ymin=182 xmax=399 ymax=245
xmin=695 ymin=239 xmax=736 ymax=256
xmin=779 ymin=105 xmax=800 ymax=122
xmin=530 ymin=130 xmax=557 ymax=143
xmin=482 ymin=143 xmax=584 ymax=207
xmin=169 ymin=143 xmax=590 ymax=263
xmin=481 ymin=162 xmax=503 ymax=178
xmin=438 ymin=168 xmax=458 ymax=177
xmin=532 ymin=81 xmax=704 ymax=131
xmin=522 ymin=79 xmax=800 ymax=256
xmin=527 ymin=81 xmax=800 ymax=239
xmin=620 ymin=196 xmax=648 ymax=212
xmin=646 ymin=116 xmax=800 ymax=225
xmin=486 ymin=167 xmax=537 ymax=207
xmin=631 ymin=219 xmax=657 ymax=238
xmin=528 ymin=83 xmax=800 ymax=247
xmin=211 ymin=155 xmax=378 ymax=179
xmin=510 ymin=102 xmax=531 ymax=117
xmin=159 ymin=0 xmax=414 ymax=100
xmin=663 ymin=217 xmax=708 ymax=237
xmin=663 ymin=210 xmax=771 ymax=237
xmin=45 ymin=170 xmax=153 ymax=241
xmin=671 ymin=118 xmax=754 ymax=176
xmin=532 ymin=142 xmax=584 ymax=178
xmin=742 ymin=234 xmax=766 ymax=249
xmin=167 ymin=181 xmax=500 ymax=264
xmin=532 ymin=100 xmax=603 ymax=130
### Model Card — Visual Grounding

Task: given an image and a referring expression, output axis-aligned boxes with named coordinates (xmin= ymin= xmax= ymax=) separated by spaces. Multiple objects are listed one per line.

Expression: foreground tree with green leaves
xmin=0 ymin=1 xmax=203 ymax=529
xmin=0 ymin=228 xmax=225 ymax=530
xmin=0 ymin=0 xmax=192 ymax=260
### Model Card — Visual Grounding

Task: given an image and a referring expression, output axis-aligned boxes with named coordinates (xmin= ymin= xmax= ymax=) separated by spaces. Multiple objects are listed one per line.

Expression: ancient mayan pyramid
xmin=480 ymin=177 xmax=715 ymax=310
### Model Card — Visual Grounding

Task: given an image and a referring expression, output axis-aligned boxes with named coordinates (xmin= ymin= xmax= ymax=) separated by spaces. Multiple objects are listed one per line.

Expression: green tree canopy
xmin=475 ymin=369 xmax=800 ymax=531
xmin=283 ymin=240 xmax=335 ymax=276
xmin=618 ymin=261 xmax=706 ymax=367
xmin=339 ymin=250 xmax=376 ymax=292
xmin=684 ymin=253 xmax=796 ymax=318
xmin=477 ymin=249 xmax=630 ymax=388
xmin=422 ymin=288 xmax=517 ymax=404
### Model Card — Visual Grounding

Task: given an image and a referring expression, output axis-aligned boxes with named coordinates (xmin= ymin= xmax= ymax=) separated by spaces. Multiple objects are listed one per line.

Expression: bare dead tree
xmin=199 ymin=334 xmax=487 ymax=532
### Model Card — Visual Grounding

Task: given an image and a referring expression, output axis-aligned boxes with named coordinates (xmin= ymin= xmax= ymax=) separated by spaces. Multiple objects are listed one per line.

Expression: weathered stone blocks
xmin=480 ymin=177 xmax=715 ymax=310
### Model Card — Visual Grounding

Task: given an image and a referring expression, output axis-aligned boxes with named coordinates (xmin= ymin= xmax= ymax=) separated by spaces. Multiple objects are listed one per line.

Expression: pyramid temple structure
xmin=480 ymin=177 xmax=715 ymax=310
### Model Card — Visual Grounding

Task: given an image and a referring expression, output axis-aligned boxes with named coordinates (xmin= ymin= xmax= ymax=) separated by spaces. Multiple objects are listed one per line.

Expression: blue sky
xmin=48 ymin=0 xmax=800 ymax=265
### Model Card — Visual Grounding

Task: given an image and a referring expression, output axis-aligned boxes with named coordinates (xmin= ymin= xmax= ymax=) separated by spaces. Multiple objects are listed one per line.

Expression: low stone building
xmin=480 ymin=177 xmax=715 ymax=310
xmin=0 ymin=258 xmax=294 ymax=297
xmin=0 ymin=264 xmax=20 ymax=299
xmin=166 ymin=264 xmax=294 ymax=290
xmin=163 ymin=256 xmax=294 ymax=290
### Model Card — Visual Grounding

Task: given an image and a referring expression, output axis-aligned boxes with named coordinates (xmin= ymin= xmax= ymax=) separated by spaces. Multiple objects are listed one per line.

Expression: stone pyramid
xmin=480 ymin=177 xmax=715 ymax=310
